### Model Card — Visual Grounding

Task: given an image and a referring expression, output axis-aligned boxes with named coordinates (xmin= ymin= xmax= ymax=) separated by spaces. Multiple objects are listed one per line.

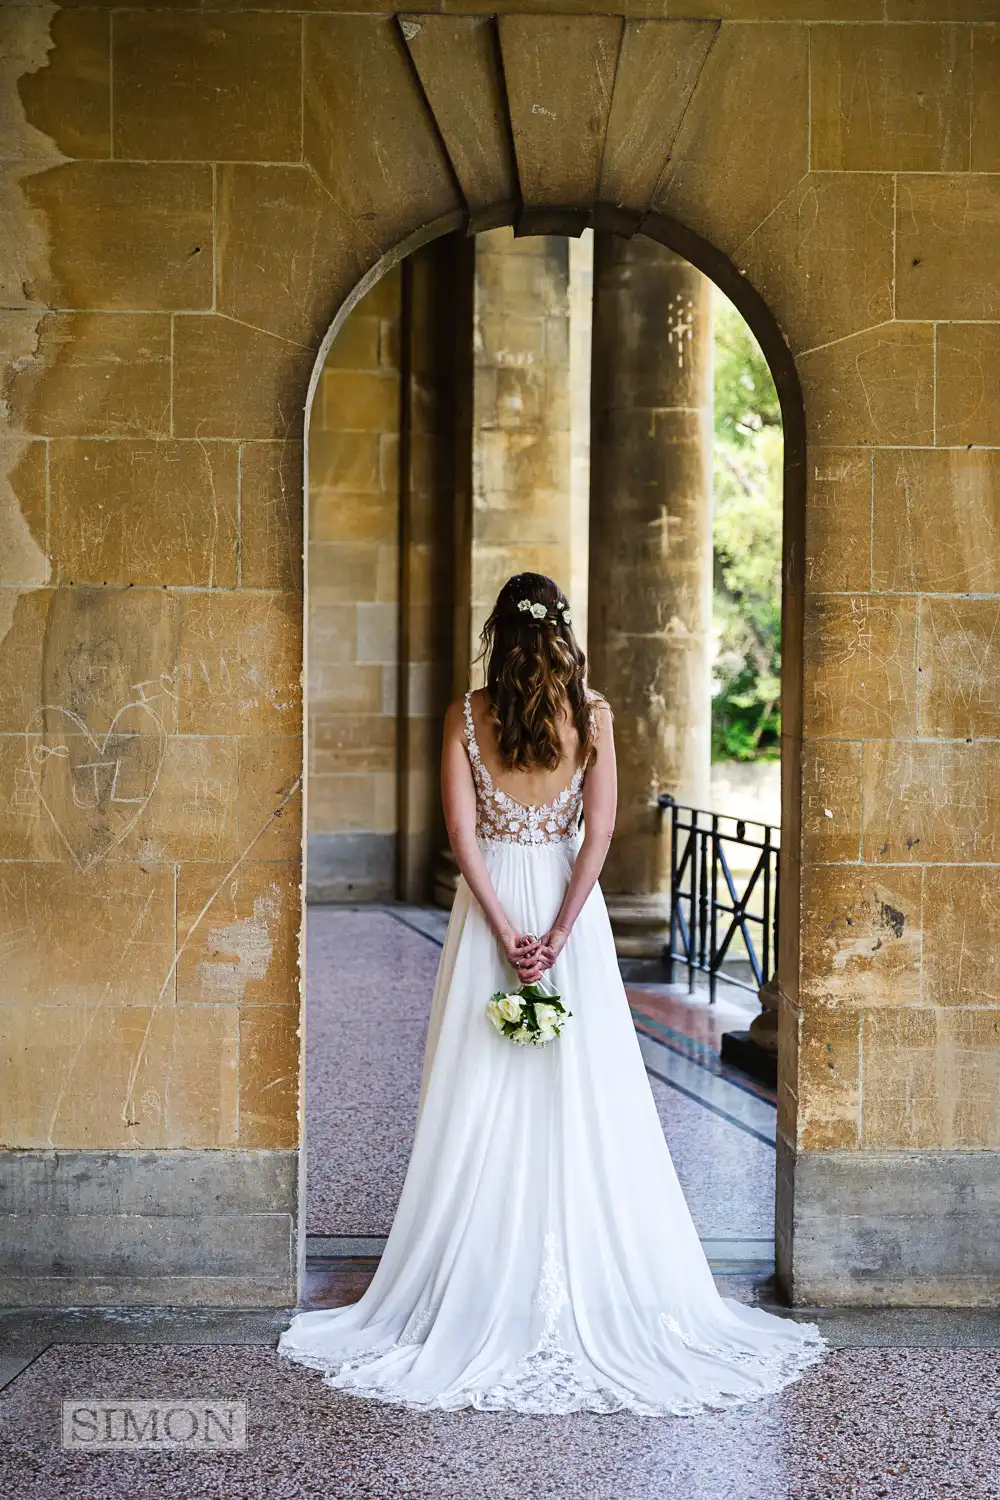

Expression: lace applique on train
xmin=463 ymin=691 xmax=588 ymax=849
xmin=278 ymin=1230 xmax=825 ymax=1416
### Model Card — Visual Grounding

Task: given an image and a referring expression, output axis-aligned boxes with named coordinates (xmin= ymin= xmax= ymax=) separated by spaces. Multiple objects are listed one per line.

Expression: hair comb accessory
xmin=516 ymin=597 xmax=572 ymax=625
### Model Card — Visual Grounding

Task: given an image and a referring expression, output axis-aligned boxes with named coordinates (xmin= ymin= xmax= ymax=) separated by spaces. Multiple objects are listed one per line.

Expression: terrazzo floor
xmin=306 ymin=908 xmax=437 ymax=1235
xmin=2 ymin=1340 xmax=999 ymax=1499
xmin=4 ymin=906 xmax=998 ymax=1496
xmin=306 ymin=906 xmax=772 ymax=1241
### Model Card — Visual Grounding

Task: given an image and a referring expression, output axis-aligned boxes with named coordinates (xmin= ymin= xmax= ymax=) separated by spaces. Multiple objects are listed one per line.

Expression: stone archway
xmin=3 ymin=7 xmax=994 ymax=1311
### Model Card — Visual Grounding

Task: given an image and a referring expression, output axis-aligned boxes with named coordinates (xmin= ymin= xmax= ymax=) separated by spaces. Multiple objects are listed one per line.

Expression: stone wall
xmin=307 ymin=271 xmax=402 ymax=903
xmin=2 ymin=2 xmax=998 ymax=1306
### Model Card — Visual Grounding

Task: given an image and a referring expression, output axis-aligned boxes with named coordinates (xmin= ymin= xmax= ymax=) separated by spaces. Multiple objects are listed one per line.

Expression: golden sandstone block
xmin=0 ymin=439 xmax=47 ymax=586
xmin=923 ymin=867 xmax=1000 ymax=1008
xmin=797 ymin=1007 xmax=860 ymax=1153
xmin=27 ymin=162 xmax=213 ymax=313
xmin=308 ymin=661 xmax=384 ymax=716
xmin=234 ymin=737 xmax=302 ymax=864
xmin=304 ymin=15 xmax=460 ymax=247
xmin=308 ymin=431 xmax=383 ymax=494
xmin=0 ymin=999 xmax=239 ymax=1150
xmin=810 ymin=23 xmax=971 ymax=172
xmin=804 ymin=448 xmax=872 ymax=594
xmin=318 ymin=371 xmax=401 ymax=434
xmin=402 ymin=15 xmax=518 ymax=221
xmin=320 ymin=314 xmax=382 ymax=374
xmin=798 ymin=323 xmax=933 ymax=446
xmin=120 ymin=736 xmax=240 ymax=865
xmin=800 ymin=741 xmax=864 ymax=864
xmin=239 ymin=440 xmax=304 ymax=593
xmin=971 ymin=24 xmax=1000 ymax=171
xmin=736 ymin=173 xmax=894 ymax=355
xmin=176 ymin=861 xmax=300 ymax=1008
xmin=216 ymin=164 xmax=369 ymax=348
xmin=112 ymin=11 xmax=302 ymax=163
xmin=498 ymin=15 xmax=622 ymax=210
xmin=172 ymin=315 xmax=314 ymax=441
xmin=310 ymin=492 xmax=397 ymax=547
xmin=15 ymin=9 xmax=110 ymax=161
xmin=860 ymin=1008 xmax=1000 ymax=1151
xmin=3 ymin=311 xmax=171 ymax=439
xmin=802 ymin=595 xmax=917 ymax=740
xmin=935 ymin=324 xmax=1000 ymax=447
xmin=307 ymin=541 xmax=382 ymax=604
xmin=0 ymin=862 xmax=175 ymax=1008
xmin=598 ymin=20 xmax=717 ymax=216
xmin=311 ymin=712 xmax=397 ymax=776
xmin=896 ymin=175 xmax=1000 ymax=322
xmin=238 ymin=1006 xmax=299 ymax=1148
xmin=653 ymin=23 xmax=808 ymax=254
xmin=49 ymin=439 xmax=238 ymax=587
xmin=862 ymin=741 xmax=1000 ymax=864
xmin=800 ymin=865 xmax=923 ymax=1009
xmin=873 ymin=450 xmax=1000 ymax=592
xmin=917 ymin=599 xmax=1000 ymax=740
xmin=177 ymin=590 xmax=302 ymax=736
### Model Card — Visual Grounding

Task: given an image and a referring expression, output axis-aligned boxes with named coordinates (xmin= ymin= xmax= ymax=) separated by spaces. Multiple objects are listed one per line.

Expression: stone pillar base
xmin=0 ymin=1149 xmax=299 ymax=1307
xmin=603 ymin=893 xmax=670 ymax=959
xmin=721 ymin=975 xmax=779 ymax=1085
xmin=777 ymin=1141 xmax=1000 ymax=1306
xmin=433 ymin=847 xmax=459 ymax=910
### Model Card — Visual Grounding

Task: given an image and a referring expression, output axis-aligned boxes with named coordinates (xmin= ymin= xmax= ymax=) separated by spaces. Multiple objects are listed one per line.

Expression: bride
xmin=278 ymin=572 xmax=823 ymax=1414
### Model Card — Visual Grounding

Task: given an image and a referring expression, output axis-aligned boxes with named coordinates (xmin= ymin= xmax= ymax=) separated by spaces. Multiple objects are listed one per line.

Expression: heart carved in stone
xmin=25 ymin=699 xmax=167 ymax=873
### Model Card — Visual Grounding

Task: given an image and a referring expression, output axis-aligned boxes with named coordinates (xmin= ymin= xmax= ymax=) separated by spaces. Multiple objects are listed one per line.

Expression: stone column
xmin=397 ymin=235 xmax=474 ymax=902
xmin=467 ymin=228 xmax=575 ymax=677
xmin=435 ymin=228 xmax=578 ymax=904
xmin=588 ymin=234 xmax=714 ymax=957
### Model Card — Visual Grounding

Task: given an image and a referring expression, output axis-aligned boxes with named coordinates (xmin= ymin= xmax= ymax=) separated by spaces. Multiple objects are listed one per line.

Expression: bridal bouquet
xmin=486 ymin=983 xmax=572 ymax=1047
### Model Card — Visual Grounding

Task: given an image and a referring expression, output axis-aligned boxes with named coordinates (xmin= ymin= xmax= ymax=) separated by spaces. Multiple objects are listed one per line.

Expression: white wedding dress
xmin=278 ymin=693 xmax=823 ymax=1415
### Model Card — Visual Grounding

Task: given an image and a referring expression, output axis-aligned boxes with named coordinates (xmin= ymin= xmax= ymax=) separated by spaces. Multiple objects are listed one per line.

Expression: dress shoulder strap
xmin=582 ymin=693 xmax=601 ymax=770
xmin=463 ymin=690 xmax=494 ymax=793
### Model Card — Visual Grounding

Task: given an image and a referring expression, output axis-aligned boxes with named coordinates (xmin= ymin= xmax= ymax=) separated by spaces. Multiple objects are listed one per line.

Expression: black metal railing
xmin=659 ymin=795 xmax=779 ymax=1003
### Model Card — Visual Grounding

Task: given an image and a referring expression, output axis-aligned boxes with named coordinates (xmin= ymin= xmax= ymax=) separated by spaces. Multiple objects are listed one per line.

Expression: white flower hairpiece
xmin=517 ymin=597 xmax=572 ymax=625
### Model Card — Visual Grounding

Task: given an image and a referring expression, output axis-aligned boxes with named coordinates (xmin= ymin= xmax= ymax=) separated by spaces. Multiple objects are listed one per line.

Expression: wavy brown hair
xmin=477 ymin=573 xmax=598 ymax=772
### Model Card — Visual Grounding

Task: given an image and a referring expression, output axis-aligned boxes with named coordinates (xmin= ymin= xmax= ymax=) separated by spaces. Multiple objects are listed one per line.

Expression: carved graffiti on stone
xmin=667 ymin=294 xmax=695 ymax=370
xmin=25 ymin=680 xmax=169 ymax=873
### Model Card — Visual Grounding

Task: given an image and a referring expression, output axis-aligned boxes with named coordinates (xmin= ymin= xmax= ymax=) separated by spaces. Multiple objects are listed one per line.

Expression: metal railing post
xmin=660 ymin=797 xmax=781 ymax=1003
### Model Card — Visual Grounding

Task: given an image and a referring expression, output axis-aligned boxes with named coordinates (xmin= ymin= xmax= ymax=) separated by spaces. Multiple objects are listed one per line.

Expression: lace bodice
xmin=463 ymin=691 xmax=588 ymax=848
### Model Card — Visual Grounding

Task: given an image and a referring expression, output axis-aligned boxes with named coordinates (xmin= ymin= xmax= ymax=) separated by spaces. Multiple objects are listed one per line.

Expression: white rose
xmin=498 ymin=995 xmax=522 ymax=1023
xmin=486 ymin=1001 xmax=507 ymax=1033
xmin=530 ymin=601 xmax=548 ymax=620
xmin=534 ymin=1003 xmax=558 ymax=1031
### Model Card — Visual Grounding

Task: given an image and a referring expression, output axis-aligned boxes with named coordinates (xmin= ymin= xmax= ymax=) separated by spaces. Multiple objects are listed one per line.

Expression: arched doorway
xmin=7 ymin=8 xmax=980 ymax=1313
xmin=299 ymin=210 xmax=804 ymax=1305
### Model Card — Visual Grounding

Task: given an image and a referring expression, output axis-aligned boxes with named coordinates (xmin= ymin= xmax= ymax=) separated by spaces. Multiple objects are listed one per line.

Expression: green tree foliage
xmin=712 ymin=288 xmax=783 ymax=761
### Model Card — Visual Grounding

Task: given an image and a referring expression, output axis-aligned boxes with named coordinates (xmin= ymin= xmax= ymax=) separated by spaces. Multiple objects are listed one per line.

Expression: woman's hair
xmin=477 ymin=572 xmax=598 ymax=772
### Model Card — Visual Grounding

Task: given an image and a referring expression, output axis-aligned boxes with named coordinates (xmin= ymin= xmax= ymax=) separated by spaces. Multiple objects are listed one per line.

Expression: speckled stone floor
xmin=3 ymin=908 xmax=998 ymax=1495
xmin=2 ymin=1339 xmax=999 ymax=1499
xmin=306 ymin=906 xmax=775 ymax=1241
xmin=306 ymin=908 xmax=438 ymax=1235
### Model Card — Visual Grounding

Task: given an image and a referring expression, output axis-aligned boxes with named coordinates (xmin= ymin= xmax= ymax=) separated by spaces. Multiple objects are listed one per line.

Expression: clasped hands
xmin=501 ymin=927 xmax=569 ymax=986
